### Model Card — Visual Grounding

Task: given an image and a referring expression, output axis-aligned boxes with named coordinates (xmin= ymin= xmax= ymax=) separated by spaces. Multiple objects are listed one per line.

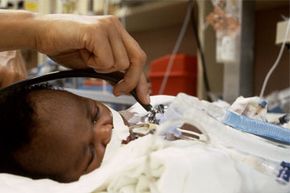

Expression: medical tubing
xmin=158 ymin=0 xmax=193 ymax=95
xmin=226 ymin=148 xmax=290 ymax=185
xmin=259 ymin=19 xmax=290 ymax=98
xmin=223 ymin=111 xmax=290 ymax=144
xmin=0 ymin=68 xmax=153 ymax=112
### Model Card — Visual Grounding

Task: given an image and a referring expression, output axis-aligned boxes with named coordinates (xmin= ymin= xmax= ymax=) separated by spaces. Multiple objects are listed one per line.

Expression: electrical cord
xmin=158 ymin=0 xmax=193 ymax=95
xmin=190 ymin=0 xmax=211 ymax=101
xmin=259 ymin=18 xmax=290 ymax=98
xmin=0 ymin=68 xmax=153 ymax=112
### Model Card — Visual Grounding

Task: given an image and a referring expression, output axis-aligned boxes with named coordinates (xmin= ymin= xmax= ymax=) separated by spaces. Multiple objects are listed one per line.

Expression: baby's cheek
xmin=103 ymin=124 xmax=113 ymax=145
xmin=87 ymin=144 xmax=106 ymax=173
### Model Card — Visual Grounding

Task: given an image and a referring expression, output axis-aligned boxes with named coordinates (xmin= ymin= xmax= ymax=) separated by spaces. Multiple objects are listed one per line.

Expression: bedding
xmin=0 ymin=94 xmax=289 ymax=193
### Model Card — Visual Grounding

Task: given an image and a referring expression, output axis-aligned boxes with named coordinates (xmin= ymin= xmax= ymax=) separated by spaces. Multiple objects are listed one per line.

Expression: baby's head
xmin=0 ymin=84 xmax=113 ymax=182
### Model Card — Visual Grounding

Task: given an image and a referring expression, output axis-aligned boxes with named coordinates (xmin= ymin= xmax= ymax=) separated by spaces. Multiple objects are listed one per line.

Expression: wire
xmin=190 ymin=0 xmax=211 ymax=100
xmin=0 ymin=69 xmax=153 ymax=112
xmin=119 ymin=2 xmax=127 ymax=27
xmin=102 ymin=0 xmax=110 ymax=92
xmin=103 ymin=0 xmax=110 ymax=15
xmin=259 ymin=19 xmax=290 ymax=98
xmin=158 ymin=0 xmax=193 ymax=95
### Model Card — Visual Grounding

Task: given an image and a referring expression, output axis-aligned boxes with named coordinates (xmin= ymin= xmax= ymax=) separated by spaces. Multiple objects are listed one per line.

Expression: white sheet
xmin=0 ymin=94 xmax=289 ymax=193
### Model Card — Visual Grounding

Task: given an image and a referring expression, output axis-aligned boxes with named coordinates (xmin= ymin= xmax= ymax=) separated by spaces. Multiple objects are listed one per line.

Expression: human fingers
xmin=135 ymin=72 xmax=150 ymax=105
xmin=107 ymin=21 xmax=130 ymax=71
xmin=112 ymin=47 xmax=147 ymax=102
xmin=113 ymin=71 xmax=150 ymax=105
xmin=85 ymin=28 xmax=115 ymax=72
xmin=82 ymin=16 xmax=130 ymax=72
xmin=112 ymin=19 xmax=148 ymax=101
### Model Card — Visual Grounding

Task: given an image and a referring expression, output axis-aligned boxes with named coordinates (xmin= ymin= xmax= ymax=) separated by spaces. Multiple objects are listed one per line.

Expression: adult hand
xmin=33 ymin=14 xmax=150 ymax=104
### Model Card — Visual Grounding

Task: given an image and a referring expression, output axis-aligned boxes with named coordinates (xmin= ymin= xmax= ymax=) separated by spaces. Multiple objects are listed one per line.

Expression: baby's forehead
xmin=29 ymin=90 xmax=91 ymax=138
xmin=30 ymin=89 xmax=72 ymax=99
xmin=30 ymin=89 xmax=83 ymax=105
xmin=29 ymin=90 xmax=87 ymax=120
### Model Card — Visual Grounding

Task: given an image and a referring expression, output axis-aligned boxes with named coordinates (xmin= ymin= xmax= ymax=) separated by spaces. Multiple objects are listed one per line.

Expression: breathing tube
xmin=0 ymin=68 xmax=153 ymax=112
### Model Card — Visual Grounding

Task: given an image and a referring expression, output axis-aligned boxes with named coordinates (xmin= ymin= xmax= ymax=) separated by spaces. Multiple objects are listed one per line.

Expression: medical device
xmin=0 ymin=68 xmax=156 ymax=114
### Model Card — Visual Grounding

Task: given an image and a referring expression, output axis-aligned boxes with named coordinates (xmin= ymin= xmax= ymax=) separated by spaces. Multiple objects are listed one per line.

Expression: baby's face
xmin=14 ymin=90 xmax=113 ymax=182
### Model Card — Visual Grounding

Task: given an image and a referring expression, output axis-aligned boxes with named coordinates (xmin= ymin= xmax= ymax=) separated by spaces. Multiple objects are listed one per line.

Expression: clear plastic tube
xmin=226 ymin=148 xmax=290 ymax=185
xmin=158 ymin=1 xmax=193 ymax=94
xmin=259 ymin=19 xmax=290 ymax=98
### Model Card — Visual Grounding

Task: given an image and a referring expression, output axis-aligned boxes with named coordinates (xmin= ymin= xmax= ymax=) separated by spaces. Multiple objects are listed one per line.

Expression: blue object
xmin=258 ymin=100 xmax=267 ymax=108
xmin=223 ymin=111 xmax=290 ymax=144
xmin=277 ymin=161 xmax=290 ymax=184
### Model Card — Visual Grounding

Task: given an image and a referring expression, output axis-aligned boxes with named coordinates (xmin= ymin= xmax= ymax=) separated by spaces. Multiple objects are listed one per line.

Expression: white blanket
xmin=0 ymin=94 xmax=289 ymax=193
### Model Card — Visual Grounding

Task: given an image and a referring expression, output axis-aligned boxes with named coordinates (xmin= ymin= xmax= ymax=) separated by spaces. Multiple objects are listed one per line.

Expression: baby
xmin=0 ymin=84 xmax=114 ymax=182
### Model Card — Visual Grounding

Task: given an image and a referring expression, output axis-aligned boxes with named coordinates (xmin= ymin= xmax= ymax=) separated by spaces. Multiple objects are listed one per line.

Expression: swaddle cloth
xmin=91 ymin=94 xmax=290 ymax=193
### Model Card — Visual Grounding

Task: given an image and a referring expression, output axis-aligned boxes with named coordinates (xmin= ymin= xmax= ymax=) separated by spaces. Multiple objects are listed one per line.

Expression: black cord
xmin=0 ymin=69 xmax=153 ymax=112
xmin=190 ymin=0 xmax=212 ymax=101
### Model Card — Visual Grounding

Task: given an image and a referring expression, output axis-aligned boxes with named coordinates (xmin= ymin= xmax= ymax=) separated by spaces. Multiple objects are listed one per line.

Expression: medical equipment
xmin=0 ymin=68 xmax=154 ymax=113
xmin=223 ymin=111 xmax=290 ymax=145
xmin=260 ymin=18 xmax=290 ymax=98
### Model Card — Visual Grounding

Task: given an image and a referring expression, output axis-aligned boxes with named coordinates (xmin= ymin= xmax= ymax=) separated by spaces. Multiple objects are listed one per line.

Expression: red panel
xmin=148 ymin=54 xmax=197 ymax=96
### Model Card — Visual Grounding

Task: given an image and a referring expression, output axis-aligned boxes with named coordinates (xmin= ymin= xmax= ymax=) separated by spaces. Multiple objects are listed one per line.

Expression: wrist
xmin=0 ymin=10 xmax=38 ymax=50
xmin=31 ymin=14 xmax=85 ymax=55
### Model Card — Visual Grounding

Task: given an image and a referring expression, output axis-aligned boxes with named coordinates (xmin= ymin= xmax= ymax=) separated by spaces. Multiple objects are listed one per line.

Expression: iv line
xmin=259 ymin=19 xmax=290 ymax=98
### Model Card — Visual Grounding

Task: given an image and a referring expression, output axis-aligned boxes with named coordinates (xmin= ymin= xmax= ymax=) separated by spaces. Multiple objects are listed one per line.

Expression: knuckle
xmin=133 ymin=50 xmax=147 ymax=64
xmin=140 ymin=50 xmax=147 ymax=62
xmin=97 ymin=59 xmax=114 ymax=70
xmin=116 ymin=58 xmax=130 ymax=70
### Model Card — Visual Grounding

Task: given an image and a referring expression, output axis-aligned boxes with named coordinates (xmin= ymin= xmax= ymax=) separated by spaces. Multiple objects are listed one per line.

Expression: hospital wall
xmin=130 ymin=1 xmax=290 ymax=99
xmin=129 ymin=1 xmax=223 ymax=98
xmin=16 ymin=0 xmax=290 ymax=100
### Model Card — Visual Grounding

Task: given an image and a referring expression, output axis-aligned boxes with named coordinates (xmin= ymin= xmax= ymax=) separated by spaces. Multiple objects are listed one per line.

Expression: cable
xmin=0 ymin=69 xmax=153 ymax=112
xmin=190 ymin=0 xmax=211 ymax=100
xmin=102 ymin=0 xmax=110 ymax=91
xmin=103 ymin=0 xmax=110 ymax=15
xmin=259 ymin=19 xmax=290 ymax=98
xmin=158 ymin=0 xmax=193 ymax=95
xmin=119 ymin=2 xmax=127 ymax=27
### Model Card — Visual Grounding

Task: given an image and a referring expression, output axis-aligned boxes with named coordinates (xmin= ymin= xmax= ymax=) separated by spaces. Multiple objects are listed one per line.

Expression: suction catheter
xmin=0 ymin=68 xmax=154 ymax=113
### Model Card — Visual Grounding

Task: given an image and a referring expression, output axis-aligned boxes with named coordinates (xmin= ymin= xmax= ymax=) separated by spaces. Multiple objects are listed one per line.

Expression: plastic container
xmin=148 ymin=54 xmax=197 ymax=96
